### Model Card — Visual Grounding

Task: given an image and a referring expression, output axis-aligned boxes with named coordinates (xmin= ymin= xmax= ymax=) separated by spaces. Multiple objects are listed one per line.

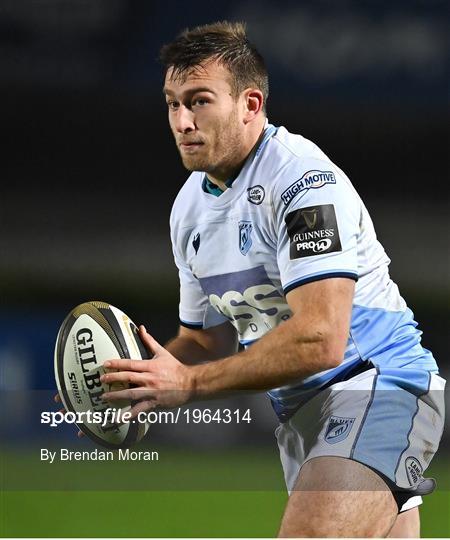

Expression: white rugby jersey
xmin=170 ymin=123 xmax=437 ymax=420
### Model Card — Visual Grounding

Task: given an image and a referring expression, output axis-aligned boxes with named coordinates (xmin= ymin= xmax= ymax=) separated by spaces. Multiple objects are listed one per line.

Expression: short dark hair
xmin=160 ymin=21 xmax=269 ymax=111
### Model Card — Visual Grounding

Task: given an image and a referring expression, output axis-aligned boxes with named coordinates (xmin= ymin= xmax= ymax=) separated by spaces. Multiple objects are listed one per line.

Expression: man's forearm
xmin=189 ymin=316 xmax=344 ymax=398
xmin=164 ymin=321 xmax=238 ymax=366
xmin=165 ymin=335 xmax=212 ymax=365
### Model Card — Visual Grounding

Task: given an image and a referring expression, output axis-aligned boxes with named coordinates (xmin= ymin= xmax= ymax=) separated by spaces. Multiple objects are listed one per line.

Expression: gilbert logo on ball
xmin=54 ymin=301 xmax=151 ymax=449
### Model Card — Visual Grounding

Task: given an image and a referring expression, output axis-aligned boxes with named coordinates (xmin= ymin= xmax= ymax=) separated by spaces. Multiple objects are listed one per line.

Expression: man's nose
xmin=174 ymin=105 xmax=195 ymax=133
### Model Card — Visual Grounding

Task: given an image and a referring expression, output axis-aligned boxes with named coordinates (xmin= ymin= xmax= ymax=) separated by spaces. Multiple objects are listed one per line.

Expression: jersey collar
xmin=202 ymin=175 xmax=235 ymax=197
xmin=201 ymin=120 xmax=277 ymax=198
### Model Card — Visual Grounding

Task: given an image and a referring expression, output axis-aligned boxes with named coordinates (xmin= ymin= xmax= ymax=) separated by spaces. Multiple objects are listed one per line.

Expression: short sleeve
xmin=274 ymin=162 xmax=360 ymax=294
xmin=171 ymin=225 xmax=228 ymax=330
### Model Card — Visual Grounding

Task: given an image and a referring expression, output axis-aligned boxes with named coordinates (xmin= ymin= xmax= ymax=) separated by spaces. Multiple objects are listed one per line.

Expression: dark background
xmin=0 ymin=0 xmax=448 ymax=447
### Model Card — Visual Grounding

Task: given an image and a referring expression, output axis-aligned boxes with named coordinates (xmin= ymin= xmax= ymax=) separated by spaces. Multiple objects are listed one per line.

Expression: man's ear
xmin=242 ymin=88 xmax=264 ymax=123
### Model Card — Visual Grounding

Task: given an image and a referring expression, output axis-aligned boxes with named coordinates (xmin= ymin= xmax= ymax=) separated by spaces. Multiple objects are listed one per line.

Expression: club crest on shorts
xmin=325 ymin=415 xmax=355 ymax=444
xmin=239 ymin=221 xmax=253 ymax=255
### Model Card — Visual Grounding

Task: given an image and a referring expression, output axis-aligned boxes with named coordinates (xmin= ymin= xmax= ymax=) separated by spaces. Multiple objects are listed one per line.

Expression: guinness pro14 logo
xmin=285 ymin=204 xmax=342 ymax=259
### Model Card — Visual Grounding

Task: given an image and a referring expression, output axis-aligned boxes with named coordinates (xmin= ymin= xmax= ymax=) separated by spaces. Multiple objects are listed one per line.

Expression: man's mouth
xmin=179 ymin=141 xmax=204 ymax=151
xmin=179 ymin=138 xmax=204 ymax=146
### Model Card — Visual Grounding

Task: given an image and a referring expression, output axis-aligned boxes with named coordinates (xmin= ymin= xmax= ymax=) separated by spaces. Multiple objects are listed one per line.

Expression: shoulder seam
xmin=272 ymin=134 xmax=306 ymax=159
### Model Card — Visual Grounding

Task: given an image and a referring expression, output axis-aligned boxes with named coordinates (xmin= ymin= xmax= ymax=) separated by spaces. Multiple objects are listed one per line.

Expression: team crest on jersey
xmin=239 ymin=221 xmax=253 ymax=255
xmin=247 ymin=185 xmax=265 ymax=205
xmin=325 ymin=416 xmax=355 ymax=444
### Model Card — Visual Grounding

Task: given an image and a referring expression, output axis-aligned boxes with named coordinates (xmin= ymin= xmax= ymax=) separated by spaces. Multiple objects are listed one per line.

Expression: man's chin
xmin=181 ymin=156 xmax=208 ymax=172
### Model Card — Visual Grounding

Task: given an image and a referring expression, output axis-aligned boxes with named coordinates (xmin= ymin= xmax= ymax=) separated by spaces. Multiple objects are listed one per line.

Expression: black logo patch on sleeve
xmin=285 ymin=204 xmax=342 ymax=259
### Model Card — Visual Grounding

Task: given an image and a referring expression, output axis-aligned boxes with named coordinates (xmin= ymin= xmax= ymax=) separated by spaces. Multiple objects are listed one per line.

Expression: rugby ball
xmin=54 ymin=301 xmax=151 ymax=449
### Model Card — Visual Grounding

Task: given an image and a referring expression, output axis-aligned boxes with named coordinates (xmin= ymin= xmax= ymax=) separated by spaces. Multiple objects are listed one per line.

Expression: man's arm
xmin=164 ymin=322 xmax=239 ymax=365
xmin=191 ymin=277 xmax=354 ymax=397
xmin=100 ymin=277 xmax=354 ymax=409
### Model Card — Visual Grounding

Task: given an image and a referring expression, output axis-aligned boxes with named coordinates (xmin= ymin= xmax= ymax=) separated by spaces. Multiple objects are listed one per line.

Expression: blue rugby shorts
xmin=275 ymin=366 xmax=446 ymax=512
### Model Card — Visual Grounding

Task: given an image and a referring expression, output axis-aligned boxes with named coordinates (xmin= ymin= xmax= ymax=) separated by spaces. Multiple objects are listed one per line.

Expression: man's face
xmin=163 ymin=60 xmax=246 ymax=179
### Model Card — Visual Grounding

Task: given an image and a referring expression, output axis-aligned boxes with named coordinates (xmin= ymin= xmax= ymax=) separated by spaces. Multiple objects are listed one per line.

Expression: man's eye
xmin=167 ymin=101 xmax=179 ymax=110
xmin=193 ymin=98 xmax=208 ymax=106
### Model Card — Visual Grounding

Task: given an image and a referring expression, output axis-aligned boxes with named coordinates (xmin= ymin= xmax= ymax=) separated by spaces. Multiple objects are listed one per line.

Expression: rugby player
xmin=100 ymin=21 xmax=446 ymax=537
